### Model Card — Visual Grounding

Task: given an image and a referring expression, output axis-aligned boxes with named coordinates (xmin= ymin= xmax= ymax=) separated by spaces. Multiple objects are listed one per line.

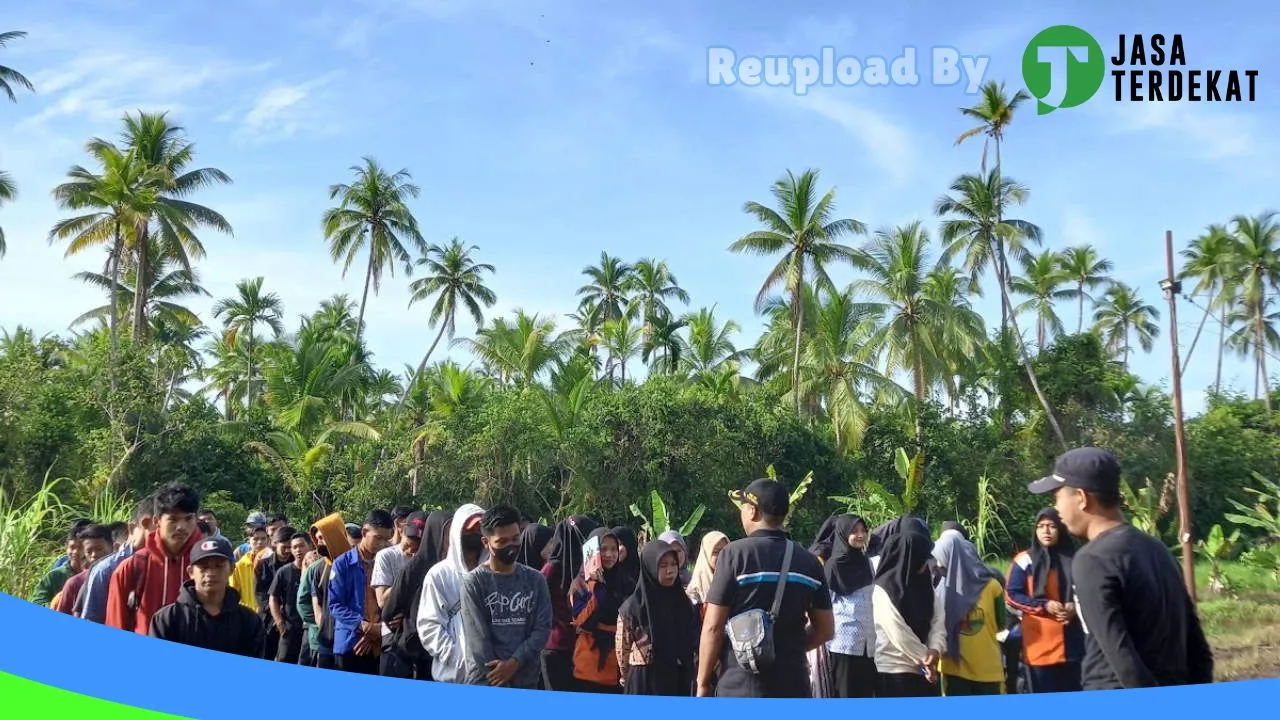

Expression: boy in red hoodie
xmin=106 ymin=482 xmax=203 ymax=634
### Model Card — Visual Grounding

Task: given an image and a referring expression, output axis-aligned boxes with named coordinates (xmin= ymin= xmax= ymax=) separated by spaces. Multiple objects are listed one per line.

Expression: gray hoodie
xmin=460 ymin=558 xmax=552 ymax=689
xmin=417 ymin=504 xmax=487 ymax=683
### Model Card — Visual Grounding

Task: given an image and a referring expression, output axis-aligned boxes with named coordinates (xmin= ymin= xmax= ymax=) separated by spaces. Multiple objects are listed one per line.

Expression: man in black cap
xmin=254 ymin=525 xmax=297 ymax=660
xmin=1028 ymin=447 xmax=1214 ymax=690
xmin=149 ymin=536 xmax=266 ymax=658
xmin=373 ymin=510 xmax=426 ymax=678
xmin=697 ymin=479 xmax=834 ymax=698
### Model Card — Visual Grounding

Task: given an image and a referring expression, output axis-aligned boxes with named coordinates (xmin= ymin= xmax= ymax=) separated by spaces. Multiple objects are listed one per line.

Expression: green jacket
xmin=297 ymin=559 xmax=326 ymax=652
xmin=31 ymin=564 xmax=75 ymax=607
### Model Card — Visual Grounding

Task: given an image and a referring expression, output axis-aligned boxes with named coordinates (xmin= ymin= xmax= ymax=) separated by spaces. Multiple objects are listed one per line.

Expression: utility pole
xmin=1162 ymin=230 xmax=1197 ymax=604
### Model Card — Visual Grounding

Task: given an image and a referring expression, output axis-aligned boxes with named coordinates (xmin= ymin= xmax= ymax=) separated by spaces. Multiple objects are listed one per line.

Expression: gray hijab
xmin=932 ymin=529 xmax=1003 ymax=661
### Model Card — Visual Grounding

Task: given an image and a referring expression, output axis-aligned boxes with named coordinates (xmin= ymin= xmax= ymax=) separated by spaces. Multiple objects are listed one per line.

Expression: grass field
xmin=1195 ymin=563 xmax=1280 ymax=681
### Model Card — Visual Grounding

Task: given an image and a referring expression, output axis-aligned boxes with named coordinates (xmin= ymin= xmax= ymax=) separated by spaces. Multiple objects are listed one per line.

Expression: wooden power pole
xmin=1162 ymin=230 xmax=1198 ymax=603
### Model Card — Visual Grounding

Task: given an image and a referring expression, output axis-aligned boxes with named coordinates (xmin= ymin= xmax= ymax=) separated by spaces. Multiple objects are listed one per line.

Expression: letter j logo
xmin=1022 ymin=25 xmax=1105 ymax=115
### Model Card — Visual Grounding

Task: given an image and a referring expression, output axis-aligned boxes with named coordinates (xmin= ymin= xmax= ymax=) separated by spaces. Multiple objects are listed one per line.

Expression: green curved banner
xmin=0 ymin=671 xmax=190 ymax=719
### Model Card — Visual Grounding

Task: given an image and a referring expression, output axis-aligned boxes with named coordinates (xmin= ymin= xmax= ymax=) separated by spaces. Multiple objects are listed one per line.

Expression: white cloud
xmin=1105 ymin=100 xmax=1270 ymax=163
xmin=235 ymin=72 xmax=344 ymax=144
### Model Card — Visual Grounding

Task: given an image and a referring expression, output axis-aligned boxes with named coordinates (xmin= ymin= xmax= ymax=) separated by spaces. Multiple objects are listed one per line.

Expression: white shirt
xmin=871 ymin=583 xmax=947 ymax=675
xmin=371 ymin=545 xmax=409 ymax=640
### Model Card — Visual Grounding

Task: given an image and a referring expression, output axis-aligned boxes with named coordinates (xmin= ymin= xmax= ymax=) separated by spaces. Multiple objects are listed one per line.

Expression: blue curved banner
xmin=0 ymin=591 xmax=1274 ymax=717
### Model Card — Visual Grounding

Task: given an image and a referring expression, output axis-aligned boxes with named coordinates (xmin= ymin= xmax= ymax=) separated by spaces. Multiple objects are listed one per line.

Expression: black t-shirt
xmin=1072 ymin=523 xmax=1214 ymax=690
xmin=254 ymin=554 xmax=287 ymax=618
xmin=268 ymin=562 xmax=304 ymax=634
xmin=706 ymin=529 xmax=832 ymax=698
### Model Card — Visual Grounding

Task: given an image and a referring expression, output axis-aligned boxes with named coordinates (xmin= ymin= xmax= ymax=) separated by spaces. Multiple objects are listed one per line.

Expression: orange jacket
xmin=1005 ymin=550 xmax=1084 ymax=666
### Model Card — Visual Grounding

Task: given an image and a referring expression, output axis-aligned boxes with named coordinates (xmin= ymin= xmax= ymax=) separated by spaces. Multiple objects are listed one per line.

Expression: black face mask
xmin=317 ymin=545 xmax=330 ymax=558
xmin=461 ymin=533 xmax=483 ymax=554
xmin=492 ymin=546 xmax=519 ymax=567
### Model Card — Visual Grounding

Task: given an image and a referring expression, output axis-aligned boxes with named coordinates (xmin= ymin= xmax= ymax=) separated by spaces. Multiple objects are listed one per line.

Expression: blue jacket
xmin=327 ymin=546 xmax=370 ymax=656
xmin=80 ymin=544 xmax=134 ymax=624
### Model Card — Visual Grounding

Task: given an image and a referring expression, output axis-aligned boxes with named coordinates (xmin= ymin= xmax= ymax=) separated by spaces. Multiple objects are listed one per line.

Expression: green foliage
xmin=0 ymin=473 xmax=71 ymax=599
xmin=1224 ymin=472 xmax=1280 ymax=543
xmin=1197 ymin=523 xmax=1242 ymax=595
xmin=630 ymin=489 xmax=706 ymax=539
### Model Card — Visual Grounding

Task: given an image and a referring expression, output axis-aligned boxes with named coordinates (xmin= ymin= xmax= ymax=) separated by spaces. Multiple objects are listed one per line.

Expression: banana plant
xmin=1224 ymin=472 xmax=1280 ymax=543
xmin=630 ymin=489 xmax=706 ymax=538
xmin=1196 ymin=523 xmax=1240 ymax=595
xmin=728 ymin=465 xmax=814 ymax=525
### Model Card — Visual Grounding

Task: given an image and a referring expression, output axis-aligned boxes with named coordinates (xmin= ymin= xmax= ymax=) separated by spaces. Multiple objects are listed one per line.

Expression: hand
xmin=388 ymin=615 xmax=403 ymax=632
xmin=1044 ymin=600 xmax=1065 ymax=617
xmin=921 ymin=650 xmax=940 ymax=683
xmin=569 ymin=576 xmax=587 ymax=595
xmin=486 ymin=658 xmax=519 ymax=686
xmin=354 ymin=635 xmax=373 ymax=655
xmin=592 ymin=568 xmax=605 ymax=583
xmin=696 ymin=680 xmax=714 ymax=697
xmin=274 ymin=620 xmax=287 ymax=636
xmin=1060 ymin=603 xmax=1077 ymax=622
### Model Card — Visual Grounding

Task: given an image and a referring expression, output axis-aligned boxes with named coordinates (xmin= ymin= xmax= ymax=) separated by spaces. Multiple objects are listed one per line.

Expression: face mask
xmin=492 ymin=546 xmax=519 ymax=566
xmin=461 ymin=533 xmax=483 ymax=554
xmin=317 ymin=545 xmax=330 ymax=558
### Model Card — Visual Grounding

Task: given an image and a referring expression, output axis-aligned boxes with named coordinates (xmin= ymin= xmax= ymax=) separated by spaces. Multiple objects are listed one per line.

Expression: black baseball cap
xmin=731 ymin=478 xmax=790 ymax=517
xmin=403 ymin=511 xmax=428 ymax=539
xmin=1027 ymin=447 xmax=1122 ymax=496
xmin=189 ymin=536 xmax=236 ymax=566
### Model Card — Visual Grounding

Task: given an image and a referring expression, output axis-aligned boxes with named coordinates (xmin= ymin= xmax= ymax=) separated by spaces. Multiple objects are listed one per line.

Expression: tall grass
xmin=0 ymin=473 xmax=72 ymax=599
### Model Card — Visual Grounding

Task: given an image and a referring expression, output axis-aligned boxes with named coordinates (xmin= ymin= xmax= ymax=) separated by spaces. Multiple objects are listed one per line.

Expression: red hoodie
xmin=105 ymin=528 xmax=203 ymax=634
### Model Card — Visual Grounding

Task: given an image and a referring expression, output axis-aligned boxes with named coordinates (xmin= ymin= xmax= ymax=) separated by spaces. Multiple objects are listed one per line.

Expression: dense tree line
xmin=3 ymin=32 xmax=1280 ymax=559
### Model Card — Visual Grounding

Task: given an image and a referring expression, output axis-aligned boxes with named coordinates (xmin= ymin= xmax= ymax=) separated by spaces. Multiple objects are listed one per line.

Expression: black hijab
xmin=384 ymin=509 xmax=453 ymax=659
xmin=620 ymin=541 xmax=696 ymax=667
xmin=874 ymin=527 xmax=936 ymax=643
xmin=581 ymin=528 xmax=631 ymax=668
xmin=517 ymin=523 xmax=553 ymax=569
xmin=809 ymin=512 xmax=842 ymax=561
xmin=1030 ymin=507 xmax=1076 ymax=600
xmin=868 ymin=515 xmax=930 ymax=556
xmin=827 ymin=514 xmax=873 ymax=597
xmin=612 ymin=526 xmax=640 ymax=594
xmin=547 ymin=515 xmax=599 ymax=593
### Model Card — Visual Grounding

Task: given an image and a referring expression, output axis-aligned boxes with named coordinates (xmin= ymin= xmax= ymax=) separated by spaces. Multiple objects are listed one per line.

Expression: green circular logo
xmin=1022 ymin=25 xmax=1106 ymax=115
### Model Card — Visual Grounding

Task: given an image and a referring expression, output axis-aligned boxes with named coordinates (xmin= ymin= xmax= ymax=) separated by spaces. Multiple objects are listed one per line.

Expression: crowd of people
xmin=29 ymin=447 xmax=1216 ymax=697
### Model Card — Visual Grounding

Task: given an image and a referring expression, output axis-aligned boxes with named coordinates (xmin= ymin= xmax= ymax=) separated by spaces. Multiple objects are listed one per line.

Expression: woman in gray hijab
xmin=931 ymin=528 xmax=1007 ymax=695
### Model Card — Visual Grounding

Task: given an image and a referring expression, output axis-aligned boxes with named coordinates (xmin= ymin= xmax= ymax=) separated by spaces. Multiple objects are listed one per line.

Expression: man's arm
xmin=697 ymin=602 xmax=729 ymax=696
xmin=1073 ymin=552 xmax=1159 ymax=688
xmin=268 ymin=570 xmax=288 ymax=633
xmin=104 ymin=559 xmax=134 ymax=631
xmin=326 ymin=557 xmax=362 ymax=631
xmin=805 ymin=608 xmax=835 ymax=652
xmin=297 ymin=563 xmax=317 ymax=627
xmin=512 ymin=572 xmax=552 ymax=671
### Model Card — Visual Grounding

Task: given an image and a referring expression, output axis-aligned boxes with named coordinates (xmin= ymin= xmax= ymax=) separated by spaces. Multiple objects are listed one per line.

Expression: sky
xmin=1 ymin=0 xmax=1278 ymax=416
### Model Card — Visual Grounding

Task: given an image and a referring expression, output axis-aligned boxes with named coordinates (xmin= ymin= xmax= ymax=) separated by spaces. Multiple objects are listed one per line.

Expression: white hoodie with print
xmin=417 ymin=503 xmax=487 ymax=683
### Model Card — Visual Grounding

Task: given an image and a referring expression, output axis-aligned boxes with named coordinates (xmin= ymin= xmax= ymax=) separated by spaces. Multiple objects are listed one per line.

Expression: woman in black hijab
xmin=382 ymin=509 xmax=452 ymax=680
xmin=872 ymin=528 xmax=943 ymax=697
xmin=517 ymin=523 xmax=554 ymax=569
xmin=1005 ymin=507 xmax=1083 ymax=693
xmin=571 ymin=528 xmax=631 ymax=692
xmin=616 ymin=540 xmax=697 ymax=695
xmin=541 ymin=515 xmax=599 ymax=691
xmin=611 ymin=526 xmax=640 ymax=594
xmin=826 ymin=514 xmax=877 ymax=697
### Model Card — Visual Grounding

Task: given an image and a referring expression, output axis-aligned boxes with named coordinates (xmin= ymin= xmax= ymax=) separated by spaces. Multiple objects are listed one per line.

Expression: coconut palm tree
xmin=1179 ymin=225 xmax=1239 ymax=394
xmin=1059 ymin=245 xmax=1115 ymax=333
xmin=577 ymin=252 xmax=634 ymax=329
xmin=0 ymin=170 xmax=14 ymax=259
xmin=72 ymin=239 xmax=210 ymax=333
xmin=1093 ymin=283 xmax=1161 ymax=371
xmin=934 ymin=170 xmax=1066 ymax=448
xmin=628 ymin=258 xmax=689 ymax=342
xmin=111 ymin=111 xmax=232 ymax=342
xmin=1011 ymin=250 xmax=1071 ymax=350
xmin=399 ymin=238 xmax=497 ymax=410
xmin=0 ymin=31 xmax=33 ymax=103
xmin=462 ymin=311 xmax=570 ymax=386
xmin=640 ymin=314 xmax=688 ymax=375
xmin=1225 ymin=296 xmax=1280 ymax=401
xmin=852 ymin=221 xmax=973 ymax=445
xmin=323 ymin=157 xmax=427 ymax=344
xmin=680 ymin=307 xmax=747 ymax=377
xmin=729 ymin=168 xmax=865 ymax=412
xmin=600 ymin=314 xmax=643 ymax=385
xmin=1232 ymin=211 xmax=1280 ymax=410
xmin=923 ymin=265 xmax=987 ymax=409
xmin=212 ymin=277 xmax=285 ymax=410
xmin=956 ymin=80 xmax=1031 ymax=175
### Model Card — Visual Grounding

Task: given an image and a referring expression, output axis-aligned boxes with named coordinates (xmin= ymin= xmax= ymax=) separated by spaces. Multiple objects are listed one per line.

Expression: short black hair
xmin=1092 ymin=486 xmax=1124 ymax=510
xmin=153 ymin=483 xmax=201 ymax=516
xmin=267 ymin=513 xmax=288 ymax=525
xmin=78 ymin=524 xmax=113 ymax=545
xmin=198 ymin=509 xmax=217 ymax=519
xmin=290 ymin=532 xmax=312 ymax=545
xmin=250 ymin=525 xmax=269 ymax=536
xmin=481 ymin=505 xmax=521 ymax=536
xmin=107 ymin=521 xmax=129 ymax=544
xmin=391 ymin=506 xmax=415 ymax=522
xmin=68 ymin=518 xmax=92 ymax=540
xmin=273 ymin=526 xmax=298 ymax=544
xmin=365 ymin=510 xmax=394 ymax=530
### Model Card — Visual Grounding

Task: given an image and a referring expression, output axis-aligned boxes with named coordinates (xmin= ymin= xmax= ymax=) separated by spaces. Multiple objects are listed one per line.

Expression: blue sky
xmin=1 ymin=0 xmax=1277 ymax=415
